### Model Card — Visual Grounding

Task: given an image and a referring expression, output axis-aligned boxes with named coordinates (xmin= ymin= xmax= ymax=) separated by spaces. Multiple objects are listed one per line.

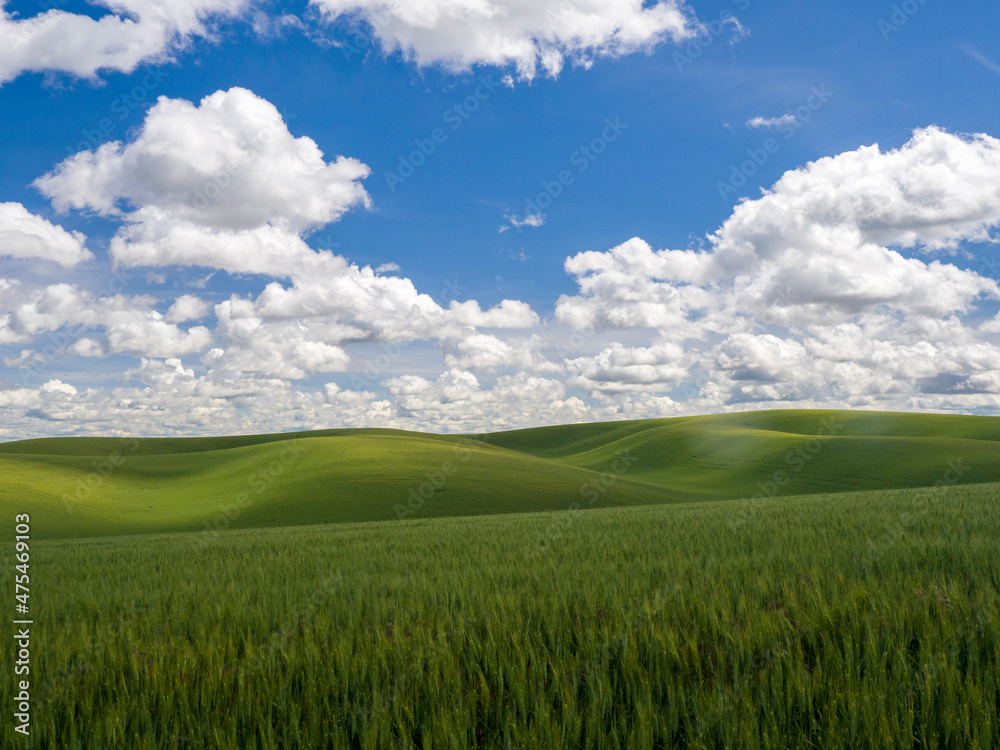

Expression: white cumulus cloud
xmin=35 ymin=87 xmax=371 ymax=239
xmin=0 ymin=203 xmax=92 ymax=268
xmin=555 ymin=126 xmax=1000 ymax=408
xmin=0 ymin=0 xmax=249 ymax=85
xmin=312 ymin=0 xmax=697 ymax=80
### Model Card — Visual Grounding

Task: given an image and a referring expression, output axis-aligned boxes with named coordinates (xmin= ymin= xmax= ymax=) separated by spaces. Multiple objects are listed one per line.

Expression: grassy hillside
xmin=7 ymin=482 xmax=999 ymax=748
xmin=2 ymin=409 xmax=1000 ymax=539
xmin=486 ymin=409 xmax=1000 ymax=496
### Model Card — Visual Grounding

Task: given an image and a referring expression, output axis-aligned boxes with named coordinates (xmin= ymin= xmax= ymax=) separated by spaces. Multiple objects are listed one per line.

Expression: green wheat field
xmin=1 ymin=409 xmax=999 ymax=748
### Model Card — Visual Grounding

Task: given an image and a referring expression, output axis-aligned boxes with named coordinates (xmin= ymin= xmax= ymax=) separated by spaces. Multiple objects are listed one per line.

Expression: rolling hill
xmin=2 ymin=409 xmax=999 ymax=539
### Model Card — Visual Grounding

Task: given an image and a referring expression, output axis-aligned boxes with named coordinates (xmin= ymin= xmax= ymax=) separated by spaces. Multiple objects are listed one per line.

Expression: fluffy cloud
xmin=448 ymin=299 xmax=538 ymax=328
xmin=30 ymin=87 xmax=540 ymax=380
xmin=443 ymin=333 xmax=517 ymax=371
xmin=313 ymin=0 xmax=696 ymax=79
xmin=204 ymin=270 xmax=539 ymax=378
xmin=2 ymin=282 xmax=211 ymax=358
xmin=713 ymin=126 xmax=1000 ymax=324
xmin=556 ymin=237 xmax=716 ymax=334
xmin=111 ymin=225 xmax=328 ymax=279
xmin=383 ymin=368 xmax=591 ymax=431
xmin=0 ymin=0 xmax=691 ymax=86
xmin=65 ymin=338 xmax=104 ymax=358
xmin=0 ymin=203 xmax=91 ymax=267
xmin=566 ymin=342 xmax=689 ymax=394
xmin=166 ymin=295 xmax=211 ymax=324
xmin=560 ymin=128 xmax=1000 ymax=328
xmin=0 ymin=0 xmax=248 ymax=84
xmin=8 ymin=125 xmax=1000 ymax=438
xmin=555 ymin=126 xmax=1000 ymax=409
xmin=35 ymin=87 xmax=371 ymax=239
xmin=442 ymin=332 xmax=558 ymax=372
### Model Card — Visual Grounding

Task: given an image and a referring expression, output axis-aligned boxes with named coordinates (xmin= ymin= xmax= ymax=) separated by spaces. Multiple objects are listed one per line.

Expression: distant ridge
xmin=2 ymin=409 xmax=999 ymax=539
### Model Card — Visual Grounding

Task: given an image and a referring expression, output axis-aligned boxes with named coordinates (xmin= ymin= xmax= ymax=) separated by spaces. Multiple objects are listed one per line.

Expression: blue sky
xmin=1 ymin=0 xmax=1000 ymax=438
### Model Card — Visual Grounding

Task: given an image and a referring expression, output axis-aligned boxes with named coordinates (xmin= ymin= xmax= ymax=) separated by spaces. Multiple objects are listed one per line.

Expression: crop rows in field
xmin=5 ymin=482 xmax=998 ymax=748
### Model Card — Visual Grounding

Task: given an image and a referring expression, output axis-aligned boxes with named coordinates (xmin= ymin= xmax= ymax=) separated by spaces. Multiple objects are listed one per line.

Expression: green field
xmin=2 ymin=409 xmax=1000 ymax=539
xmin=4 ymin=482 xmax=998 ymax=748
xmin=3 ymin=409 xmax=1000 ymax=748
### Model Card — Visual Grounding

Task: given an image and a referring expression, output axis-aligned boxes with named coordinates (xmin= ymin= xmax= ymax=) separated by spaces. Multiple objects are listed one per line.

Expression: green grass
xmin=5 ymin=481 xmax=999 ymax=749
xmin=2 ymin=409 xmax=1000 ymax=540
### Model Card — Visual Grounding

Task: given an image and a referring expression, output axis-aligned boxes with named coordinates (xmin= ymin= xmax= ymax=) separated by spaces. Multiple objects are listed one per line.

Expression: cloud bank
xmin=5 ymin=102 xmax=1000 ymax=437
xmin=1 ymin=0 xmax=700 ymax=84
